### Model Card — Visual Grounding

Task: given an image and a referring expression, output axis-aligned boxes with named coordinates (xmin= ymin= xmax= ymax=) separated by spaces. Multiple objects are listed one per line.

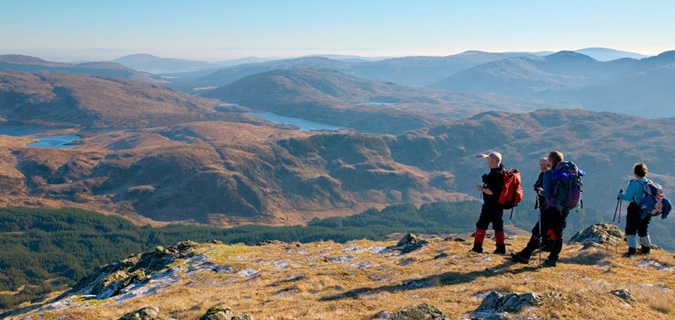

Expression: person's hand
xmin=476 ymin=154 xmax=488 ymax=159
xmin=476 ymin=185 xmax=483 ymax=192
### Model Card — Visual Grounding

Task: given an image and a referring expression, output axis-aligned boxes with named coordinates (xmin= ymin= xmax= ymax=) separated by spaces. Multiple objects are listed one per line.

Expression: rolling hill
xmin=112 ymin=53 xmax=223 ymax=74
xmin=575 ymin=47 xmax=649 ymax=61
xmin=0 ymin=54 xmax=162 ymax=83
xmin=171 ymin=51 xmax=536 ymax=91
xmin=0 ymin=105 xmax=673 ymax=230
xmin=200 ymin=67 xmax=568 ymax=134
xmin=433 ymin=50 xmax=675 ymax=117
xmin=0 ymin=71 xmax=254 ymax=128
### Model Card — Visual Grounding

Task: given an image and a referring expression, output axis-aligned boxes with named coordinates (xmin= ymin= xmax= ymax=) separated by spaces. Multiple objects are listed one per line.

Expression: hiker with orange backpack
xmin=512 ymin=151 xmax=583 ymax=267
xmin=473 ymin=152 xmax=507 ymax=254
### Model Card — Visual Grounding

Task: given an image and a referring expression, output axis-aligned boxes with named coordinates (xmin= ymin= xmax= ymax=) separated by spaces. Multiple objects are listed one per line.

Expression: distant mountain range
xmin=433 ymin=50 xmax=675 ymax=117
xmin=173 ymin=51 xmax=538 ymax=91
xmin=0 ymin=54 xmax=163 ymax=83
xmin=200 ymin=67 xmax=569 ymax=134
xmin=112 ymin=53 xmax=223 ymax=74
xmin=575 ymin=47 xmax=648 ymax=61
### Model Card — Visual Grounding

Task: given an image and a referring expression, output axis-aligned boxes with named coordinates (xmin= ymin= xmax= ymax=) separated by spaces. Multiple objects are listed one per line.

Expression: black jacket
xmin=534 ymin=171 xmax=546 ymax=208
xmin=483 ymin=164 xmax=505 ymax=206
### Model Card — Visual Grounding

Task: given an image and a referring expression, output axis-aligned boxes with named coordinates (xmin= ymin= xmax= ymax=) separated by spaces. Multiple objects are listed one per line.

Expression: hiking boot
xmin=510 ymin=252 xmax=529 ymax=264
xmin=471 ymin=242 xmax=483 ymax=254
xmin=640 ymin=246 xmax=651 ymax=255
xmin=493 ymin=244 xmax=506 ymax=255
xmin=623 ymin=247 xmax=637 ymax=257
xmin=543 ymin=258 xmax=557 ymax=267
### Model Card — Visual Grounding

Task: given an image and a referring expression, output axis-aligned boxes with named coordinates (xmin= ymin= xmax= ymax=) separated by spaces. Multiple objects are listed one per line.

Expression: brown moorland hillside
xmin=0 ymin=71 xmax=266 ymax=128
xmin=0 ymin=54 xmax=163 ymax=83
xmin=201 ymin=67 xmax=569 ymax=134
xmin=0 ymin=108 xmax=674 ymax=227
xmin=388 ymin=108 xmax=675 ymax=210
xmin=1 ymin=121 xmax=469 ymax=226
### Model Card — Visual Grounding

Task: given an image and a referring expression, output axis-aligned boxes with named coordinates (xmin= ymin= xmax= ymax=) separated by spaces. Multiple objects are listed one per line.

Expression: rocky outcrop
xmin=62 ymin=240 xmax=200 ymax=300
xmin=610 ymin=289 xmax=637 ymax=302
xmin=199 ymin=303 xmax=253 ymax=320
xmin=390 ymin=233 xmax=429 ymax=254
xmin=118 ymin=306 xmax=165 ymax=320
xmin=569 ymin=223 xmax=624 ymax=247
xmin=471 ymin=292 xmax=543 ymax=319
xmin=379 ymin=303 xmax=448 ymax=319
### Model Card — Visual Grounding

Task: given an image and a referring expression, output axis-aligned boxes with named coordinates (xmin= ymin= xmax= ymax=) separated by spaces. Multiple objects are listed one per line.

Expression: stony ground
xmin=4 ymin=224 xmax=675 ymax=320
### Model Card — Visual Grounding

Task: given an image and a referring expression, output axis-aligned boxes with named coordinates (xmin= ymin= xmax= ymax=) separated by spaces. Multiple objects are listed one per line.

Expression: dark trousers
xmin=520 ymin=206 xmax=567 ymax=260
xmin=531 ymin=207 xmax=566 ymax=240
xmin=625 ymin=202 xmax=651 ymax=237
xmin=476 ymin=204 xmax=504 ymax=232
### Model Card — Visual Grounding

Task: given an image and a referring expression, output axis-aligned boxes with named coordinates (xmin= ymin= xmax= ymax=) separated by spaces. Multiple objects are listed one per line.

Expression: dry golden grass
xmin=8 ymin=235 xmax=675 ymax=320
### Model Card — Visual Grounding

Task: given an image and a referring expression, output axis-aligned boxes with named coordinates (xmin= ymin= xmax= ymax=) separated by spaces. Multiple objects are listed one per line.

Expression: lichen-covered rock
xmin=569 ymin=223 xmax=624 ymax=246
xmin=256 ymin=240 xmax=285 ymax=246
xmin=387 ymin=303 xmax=447 ymax=319
xmin=611 ymin=289 xmax=637 ymax=302
xmin=476 ymin=292 xmax=542 ymax=313
xmin=59 ymin=240 xmax=200 ymax=300
xmin=393 ymin=233 xmax=429 ymax=254
xmin=118 ymin=306 xmax=162 ymax=320
xmin=200 ymin=303 xmax=235 ymax=320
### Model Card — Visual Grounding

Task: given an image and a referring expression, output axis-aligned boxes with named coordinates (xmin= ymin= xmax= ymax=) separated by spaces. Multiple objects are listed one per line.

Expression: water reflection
xmin=246 ymin=112 xmax=342 ymax=131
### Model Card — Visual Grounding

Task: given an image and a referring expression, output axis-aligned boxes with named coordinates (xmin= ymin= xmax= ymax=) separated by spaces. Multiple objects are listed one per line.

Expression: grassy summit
xmin=4 ymin=231 xmax=674 ymax=319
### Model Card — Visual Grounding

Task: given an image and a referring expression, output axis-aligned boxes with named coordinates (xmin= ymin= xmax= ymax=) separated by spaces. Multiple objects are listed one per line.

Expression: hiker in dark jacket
xmin=472 ymin=151 xmax=506 ymax=254
xmin=618 ymin=163 xmax=652 ymax=256
xmin=534 ymin=157 xmax=548 ymax=211
xmin=511 ymin=151 xmax=567 ymax=267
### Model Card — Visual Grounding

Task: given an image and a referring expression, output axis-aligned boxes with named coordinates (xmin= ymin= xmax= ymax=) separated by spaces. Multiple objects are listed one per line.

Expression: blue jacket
xmin=540 ymin=170 xmax=554 ymax=200
xmin=618 ymin=178 xmax=649 ymax=203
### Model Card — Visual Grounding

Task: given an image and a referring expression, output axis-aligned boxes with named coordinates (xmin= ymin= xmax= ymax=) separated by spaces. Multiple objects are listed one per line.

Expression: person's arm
xmin=484 ymin=170 xmax=502 ymax=196
xmin=478 ymin=185 xmax=494 ymax=195
xmin=539 ymin=171 xmax=552 ymax=198
xmin=533 ymin=172 xmax=544 ymax=191
xmin=618 ymin=181 xmax=640 ymax=201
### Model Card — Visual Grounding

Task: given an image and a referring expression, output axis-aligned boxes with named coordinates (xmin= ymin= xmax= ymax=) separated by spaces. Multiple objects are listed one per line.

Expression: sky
xmin=1 ymin=0 xmax=674 ymax=62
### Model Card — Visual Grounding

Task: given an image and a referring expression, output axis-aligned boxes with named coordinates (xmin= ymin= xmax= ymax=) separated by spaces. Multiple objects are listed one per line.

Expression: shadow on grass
xmin=320 ymin=259 xmax=541 ymax=301
xmin=0 ymin=304 xmax=41 ymax=319
xmin=560 ymin=250 xmax=613 ymax=266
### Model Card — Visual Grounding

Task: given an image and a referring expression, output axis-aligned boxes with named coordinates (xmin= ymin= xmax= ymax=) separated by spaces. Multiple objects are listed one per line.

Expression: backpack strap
xmin=631 ymin=179 xmax=649 ymax=204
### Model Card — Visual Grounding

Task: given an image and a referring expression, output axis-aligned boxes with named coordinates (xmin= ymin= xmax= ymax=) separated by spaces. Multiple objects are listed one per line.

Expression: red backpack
xmin=498 ymin=168 xmax=523 ymax=210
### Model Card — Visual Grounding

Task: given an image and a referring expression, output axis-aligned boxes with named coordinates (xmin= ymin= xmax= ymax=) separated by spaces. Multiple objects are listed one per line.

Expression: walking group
xmin=470 ymin=150 xmax=671 ymax=267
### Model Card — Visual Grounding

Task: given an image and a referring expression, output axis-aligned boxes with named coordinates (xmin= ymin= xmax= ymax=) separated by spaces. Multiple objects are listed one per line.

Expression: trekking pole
xmin=613 ymin=189 xmax=623 ymax=224
xmin=618 ymin=199 xmax=622 ymax=224
xmin=538 ymin=208 xmax=542 ymax=266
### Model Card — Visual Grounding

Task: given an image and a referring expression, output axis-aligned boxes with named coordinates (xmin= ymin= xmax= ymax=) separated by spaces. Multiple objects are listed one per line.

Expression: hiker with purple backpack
xmin=511 ymin=151 xmax=584 ymax=267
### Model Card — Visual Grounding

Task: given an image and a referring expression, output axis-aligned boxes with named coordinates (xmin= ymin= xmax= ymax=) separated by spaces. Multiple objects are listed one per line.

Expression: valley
xmin=1 ymin=50 xmax=675 ymax=318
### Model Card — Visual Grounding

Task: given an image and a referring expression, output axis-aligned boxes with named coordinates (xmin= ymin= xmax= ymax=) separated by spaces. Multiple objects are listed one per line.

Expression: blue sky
xmin=1 ymin=0 xmax=673 ymax=61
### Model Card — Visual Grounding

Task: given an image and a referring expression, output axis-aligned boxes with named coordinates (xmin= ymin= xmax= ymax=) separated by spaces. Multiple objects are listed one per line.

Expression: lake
xmin=28 ymin=133 xmax=80 ymax=148
xmin=0 ymin=122 xmax=80 ymax=148
xmin=246 ymin=112 xmax=342 ymax=131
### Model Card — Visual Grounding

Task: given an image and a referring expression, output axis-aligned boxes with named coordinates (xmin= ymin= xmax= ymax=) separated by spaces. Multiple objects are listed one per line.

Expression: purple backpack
xmin=547 ymin=161 xmax=584 ymax=211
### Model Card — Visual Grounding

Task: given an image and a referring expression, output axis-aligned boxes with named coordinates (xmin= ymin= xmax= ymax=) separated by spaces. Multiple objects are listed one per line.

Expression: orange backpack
xmin=498 ymin=168 xmax=523 ymax=210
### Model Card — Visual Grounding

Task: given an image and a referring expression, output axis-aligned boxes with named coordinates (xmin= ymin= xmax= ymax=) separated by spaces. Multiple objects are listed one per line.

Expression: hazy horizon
xmin=2 ymin=0 xmax=674 ymax=62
